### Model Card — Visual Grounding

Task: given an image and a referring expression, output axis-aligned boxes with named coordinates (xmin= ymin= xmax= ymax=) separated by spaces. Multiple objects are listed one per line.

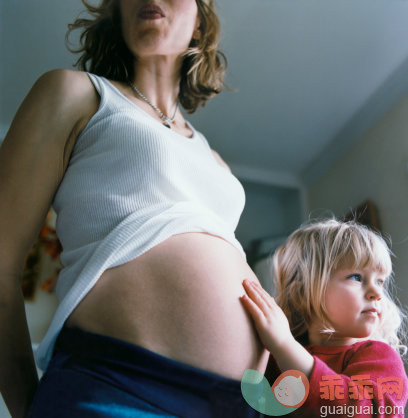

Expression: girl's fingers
xmin=242 ymin=279 xmax=273 ymax=315
xmin=240 ymin=294 xmax=264 ymax=322
xmin=243 ymin=279 xmax=274 ymax=307
xmin=252 ymin=281 xmax=276 ymax=308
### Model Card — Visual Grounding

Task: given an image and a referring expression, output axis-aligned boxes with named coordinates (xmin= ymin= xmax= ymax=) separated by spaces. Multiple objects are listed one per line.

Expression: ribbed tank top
xmin=34 ymin=73 xmax=246 ymax=370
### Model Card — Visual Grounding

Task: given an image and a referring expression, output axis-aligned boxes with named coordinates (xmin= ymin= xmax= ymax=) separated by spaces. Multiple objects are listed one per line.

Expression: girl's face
xmin=119 ymin=0 xmax=199 ymax=60
xmin=310 ymin=264 xmax=386 ymax=346
xmin=309 ymin=265 xmax=386 ymax=345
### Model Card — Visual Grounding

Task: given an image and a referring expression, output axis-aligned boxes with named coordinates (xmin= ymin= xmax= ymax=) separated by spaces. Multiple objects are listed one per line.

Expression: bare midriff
xmin=65 ymin=232 xmax=269 ymax=380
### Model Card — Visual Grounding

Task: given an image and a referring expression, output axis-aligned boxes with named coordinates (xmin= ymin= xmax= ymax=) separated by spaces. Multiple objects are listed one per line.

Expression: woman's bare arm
xmin=0 ymin=69 xmax=98 ymax=417
xmin=211 ymin=149 xmax=231 ymax=172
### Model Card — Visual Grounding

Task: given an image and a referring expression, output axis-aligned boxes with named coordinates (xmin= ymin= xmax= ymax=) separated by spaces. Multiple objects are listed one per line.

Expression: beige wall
xmin=307 ymin=93 xmax=408 ymax=307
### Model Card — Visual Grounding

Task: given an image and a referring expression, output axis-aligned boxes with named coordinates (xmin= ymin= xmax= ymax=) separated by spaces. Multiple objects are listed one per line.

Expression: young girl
xmin=241 ymin=219 xmax=408 ymax=417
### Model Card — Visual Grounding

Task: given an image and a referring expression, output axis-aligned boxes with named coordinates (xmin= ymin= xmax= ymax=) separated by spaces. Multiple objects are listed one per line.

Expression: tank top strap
xmin=86 ymin=72 xmax=104 ymax=96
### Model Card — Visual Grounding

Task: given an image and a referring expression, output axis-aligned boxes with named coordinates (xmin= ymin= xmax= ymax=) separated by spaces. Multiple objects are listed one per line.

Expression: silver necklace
xmin=128 ymin=81 xmax=179 ymax=129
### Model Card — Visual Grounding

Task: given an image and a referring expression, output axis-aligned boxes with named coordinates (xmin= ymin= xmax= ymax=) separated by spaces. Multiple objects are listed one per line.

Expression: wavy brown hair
xmin=66 ymin=0 xmax=227 ymax=113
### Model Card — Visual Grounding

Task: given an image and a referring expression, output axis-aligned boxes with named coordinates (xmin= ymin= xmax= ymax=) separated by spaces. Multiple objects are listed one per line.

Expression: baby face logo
xmin=272 ymin=371 xmax=308 ymax=407
xmin=241 ymin=369 xmax=309 ymax=416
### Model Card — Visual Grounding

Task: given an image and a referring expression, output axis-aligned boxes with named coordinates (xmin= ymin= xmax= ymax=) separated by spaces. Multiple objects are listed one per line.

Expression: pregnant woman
xmin=0 ymin=1 xmax=268 ymax=417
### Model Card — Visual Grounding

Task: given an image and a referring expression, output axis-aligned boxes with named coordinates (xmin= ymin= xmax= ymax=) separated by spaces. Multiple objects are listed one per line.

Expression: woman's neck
xmin=130 ymin=55 xmax=182 ymax=116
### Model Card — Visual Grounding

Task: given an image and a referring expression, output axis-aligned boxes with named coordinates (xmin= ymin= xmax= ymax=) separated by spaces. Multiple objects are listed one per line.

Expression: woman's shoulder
xmin=32 ymin=69 xmax=100 ymax=129
xmin=34 ymin=69 xmax=95 ymax=100
xmin=37 ymin=68 xmax=88 ymax=82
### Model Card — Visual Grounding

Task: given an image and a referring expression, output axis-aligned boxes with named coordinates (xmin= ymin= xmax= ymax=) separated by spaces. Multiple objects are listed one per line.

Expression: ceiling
xmin=2 ymin=0 xmax=408 ymax=188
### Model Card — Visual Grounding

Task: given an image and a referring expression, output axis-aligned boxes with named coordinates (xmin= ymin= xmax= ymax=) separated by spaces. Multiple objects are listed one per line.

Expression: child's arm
xmin=303 ymin=341 xmax=407 ymax=417
xmin=241 ymin=279 xmax=314 ymax=377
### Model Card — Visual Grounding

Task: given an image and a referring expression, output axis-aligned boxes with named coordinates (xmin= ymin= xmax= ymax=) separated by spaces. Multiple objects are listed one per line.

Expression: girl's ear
xmin=192 ymin=19 xmax=201 ymax=40
xmin=192 ymin=30 xmax=201 ymax=40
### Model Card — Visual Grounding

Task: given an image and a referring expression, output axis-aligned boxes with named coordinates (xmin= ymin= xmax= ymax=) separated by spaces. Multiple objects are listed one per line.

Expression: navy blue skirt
xmin=28 ymin=326 xmax=259 ymax=417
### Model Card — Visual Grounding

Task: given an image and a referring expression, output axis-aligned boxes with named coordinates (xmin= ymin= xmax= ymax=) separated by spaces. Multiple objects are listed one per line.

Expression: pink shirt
xmin=265 ymin=340 xmax=408 ymax=417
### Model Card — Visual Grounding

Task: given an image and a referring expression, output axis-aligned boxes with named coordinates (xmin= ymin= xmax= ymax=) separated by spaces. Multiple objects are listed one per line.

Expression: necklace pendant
xmin=128 ymin=81 xmax=178 ymax=130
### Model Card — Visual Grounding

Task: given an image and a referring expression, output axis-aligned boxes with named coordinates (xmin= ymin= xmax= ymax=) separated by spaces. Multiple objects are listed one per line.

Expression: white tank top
xmin=34 ymin=72 xmax=246 ymax=370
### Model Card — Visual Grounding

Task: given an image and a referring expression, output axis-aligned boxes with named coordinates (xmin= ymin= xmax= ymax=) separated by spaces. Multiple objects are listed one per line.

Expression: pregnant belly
xmin=65 ymin=232 xmax=269 ymax=380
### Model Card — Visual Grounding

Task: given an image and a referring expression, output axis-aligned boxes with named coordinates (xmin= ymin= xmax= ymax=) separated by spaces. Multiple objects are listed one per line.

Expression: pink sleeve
xmin=303 ymin=341 xmax=407 ymax=417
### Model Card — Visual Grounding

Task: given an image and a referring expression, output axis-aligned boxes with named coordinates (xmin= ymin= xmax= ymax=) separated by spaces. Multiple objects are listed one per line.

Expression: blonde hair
xmin=65 ymin=0 xmax=227 ymax=113
xmin=273 ymin=219 xmax=407 ymax=354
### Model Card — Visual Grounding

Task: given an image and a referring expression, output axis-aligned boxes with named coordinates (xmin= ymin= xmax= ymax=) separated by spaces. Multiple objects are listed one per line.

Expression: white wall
xmin=307 ymin=93 xmax=408 ymax=308
xmin=0 ymin=0 xmax=81 ymax=127
xmin=235 ymin=181 xmax=304 ymax=291
xmin=236 ymin=181 xmax=302 ymax=250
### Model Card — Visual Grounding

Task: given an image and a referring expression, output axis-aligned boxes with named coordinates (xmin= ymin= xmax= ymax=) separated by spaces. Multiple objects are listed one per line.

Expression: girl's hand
xmin=240 ymin=279 xmax=294 ymax=352
xmin=241 ymin=279 xmax=315 ymax=376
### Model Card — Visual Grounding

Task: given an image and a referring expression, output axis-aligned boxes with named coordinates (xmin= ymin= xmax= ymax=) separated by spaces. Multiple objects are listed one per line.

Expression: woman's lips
xmin=138 ymin=4 xmax=165 ymax=20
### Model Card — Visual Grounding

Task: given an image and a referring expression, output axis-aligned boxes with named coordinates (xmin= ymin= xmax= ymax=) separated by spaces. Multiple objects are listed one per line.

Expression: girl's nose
xmin=366 ymin=284 xmax=382 ymax=301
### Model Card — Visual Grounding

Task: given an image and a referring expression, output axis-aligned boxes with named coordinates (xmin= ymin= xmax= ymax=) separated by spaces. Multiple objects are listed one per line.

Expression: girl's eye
xmin=376 ymin=279 xmax=385 ymax=287
xmin=348 ymin=274 xmax=362 ymax=282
